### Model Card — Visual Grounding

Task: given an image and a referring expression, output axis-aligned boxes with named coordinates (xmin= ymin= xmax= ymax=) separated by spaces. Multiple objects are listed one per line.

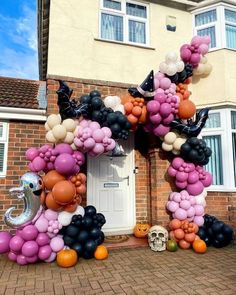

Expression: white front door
xmin=87 ymin=136 xmax=135 ymax=235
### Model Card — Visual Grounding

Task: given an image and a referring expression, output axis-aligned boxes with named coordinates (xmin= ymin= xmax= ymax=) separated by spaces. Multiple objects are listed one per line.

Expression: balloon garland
xmin=0 ymin=35 xmax=233 ymax=264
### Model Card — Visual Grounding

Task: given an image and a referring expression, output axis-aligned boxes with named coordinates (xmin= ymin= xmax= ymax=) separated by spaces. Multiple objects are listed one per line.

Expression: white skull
xmin=148 ymin=225 xmax=168 ymax=252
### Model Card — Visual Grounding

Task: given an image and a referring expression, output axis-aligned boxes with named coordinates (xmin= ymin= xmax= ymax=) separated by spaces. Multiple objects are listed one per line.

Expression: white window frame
xmin=99 ymin=0 xmax=149 ymax=46
xmin=200 ymin=108 xmax=236 ymax=192
xmin=0 ymin=122 xmax=9 ymax=177
xmin=192 ymin=3 xmax=236 ymax=51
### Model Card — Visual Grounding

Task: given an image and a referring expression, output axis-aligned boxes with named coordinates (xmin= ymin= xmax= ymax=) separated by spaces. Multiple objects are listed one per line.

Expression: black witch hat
xmin=128 ymin=70 xmax=155 ymax=100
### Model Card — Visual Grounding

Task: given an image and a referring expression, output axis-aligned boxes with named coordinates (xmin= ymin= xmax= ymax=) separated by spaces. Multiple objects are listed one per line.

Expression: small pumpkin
xmin=133 ymin=223 xmax=151 ymax=238
xmin=57 ymin=249 xmax=78 ymax=267
xmin=166 ymin=239 xmax=178 ymax=252
xmin=94 ymin=245 xmax=109 ymax=260
xmin=192 ymin=239 xmax=207 ymax=254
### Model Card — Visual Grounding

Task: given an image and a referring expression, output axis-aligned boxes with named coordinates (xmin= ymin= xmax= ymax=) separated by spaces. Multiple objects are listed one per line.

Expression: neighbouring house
xmin=0 ymin=77 xmax=47 ymax=230
xmin=1 ymin=0 xmax=235 ymax=233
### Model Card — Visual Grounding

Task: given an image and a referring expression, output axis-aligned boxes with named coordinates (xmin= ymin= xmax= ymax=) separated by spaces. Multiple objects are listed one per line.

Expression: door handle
xmin=122 ymin=176 xmax=129 ymax=186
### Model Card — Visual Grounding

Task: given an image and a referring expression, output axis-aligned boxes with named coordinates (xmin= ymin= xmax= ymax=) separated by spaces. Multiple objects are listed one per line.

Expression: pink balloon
xmin=162 ymin=113 xmax=174 ymax=125
xmin=35 ymin=217 xmax=49 ymax=233
xmin=74 ymin=138 xmax=83 ymax=148
xmin=8 ymin=251 xmax=17 ymax=262
xmin=36 ymin=233 xmax=50 ymax=246
xmin=153 ymin=124 xmax=170 ymax=137
xmin=202 ymin=35 xmax=211 ymax=45
xmin=54 ymin=153 xmax=76 ymax=175
xmin=159 ymin=103 xmax=172 ymax=118
xmin=45 ymin=251 xmax=57 ymax=263
xmin=180 ymin=48 xmax=191 ymax=62
xmin=186 ymin=181 xmax=204 ymax=196
xmin=38 ymin=245 xmax=52 ymax=260
xmin=22 ymin=241 xmax=39 ymax=257
xmin=190 ymin=53 xmax=201 ymax=65
xmin=154 ymin=72 xmax=165 ymax=80
xmin=106 ymin=140 xmax=116 ymax=151
xmin=194 ymin=204 xmax=204 ymax=216
xmin=173 ymin=193 xmax=181 ymax=203
xmin=26 ymin=148 xmax=39 ymax=161
xmin=92 ymin=129 xmax=105 ymax=143
xmin=175 ymin=208 xmax=187 ymax=220
xmin=10 ymin=236 xmax=26 ymax=253
xmin=154 ymin=93 xmax=166 ymax=104
xmin=176 ymin=171 xmax=188 ymax=182
xmin=159 ymin=77 xmax=171 ymax=90
xmin=50 ymin=236 xmax=64 ymax=252
xmin=89 ymin=121 xmax=100 ymax=130
xmin=175 ymin=180 xmax=187 ymax=189
xmin=83 ymin=138 xmax=96 ymax=150
xmin=101 ymin=127 xmax=112 ymax=137
xmin=21 ymin=225 xmax=38 ymax=241
xmin=150 ymin=113 xmax=162 ymax=125
xmin=191 ymin=36 xmax=202 ymax=46
xmin=26 ymin=255 xmax=38 ymax=263
xmin=17 ymin=254 xmax=28 ymax=265
xmin=188 ymin=171 xmax=199 ymax=184
xmin=187 ymin=206 xmax=195 ymax=218
xmin=189 ymin=197 xmax=196 ymax=205
xmin=32 ymin=157 xmax=46 ymax=171
xmin=201 ymin=172 xmax=212 ymax=187
xmin=0 ymin=231 xmax=12 ymax=253
xmin=199 ymin=44 xmax=209 ymax=55
xmin=167 ymin=201 xmax=179 ymax=213
xmin=147 ymin=100 xmax=160 ymax=114
xmin=92 ymin=143 xmax=105 ymax=155
xmin=79 ymin=119 xmax=89 ymax=128
xmin=154 ymin=78 xmax=160 ymax=89
xmin=44 ymin=209 xmax=58 ymax=221
xmin=54 ymin=143 xmax=73 ymax=155
xmin=172 ymin=157 xmax=184 ymax=170
xmin=193 ymin=215 xmax=204 ymax=227
xmin=180 ymin=200 xmax=191 ymax=210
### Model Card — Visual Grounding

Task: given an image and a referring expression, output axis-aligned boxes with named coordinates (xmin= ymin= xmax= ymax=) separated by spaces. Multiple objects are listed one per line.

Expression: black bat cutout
xmin=170 ymin=108 xmax=210 ymax=137
xmin=56 ymin=80 xmax=89 ymax=120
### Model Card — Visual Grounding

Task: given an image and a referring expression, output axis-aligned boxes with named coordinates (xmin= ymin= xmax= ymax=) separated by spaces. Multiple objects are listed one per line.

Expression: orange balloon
xmin=127 ymin=114 xmax=139 ymax=125
xmin=124 ymin=102 xmax=133 ymax=114
xmin=78 ymin=173 xmax=86 ymax=183
xmin=178 ymin=100 xmax=196 ymax=119
xmin=52 ymin=180 xmax=76 ymax=205
xmin=179 ymin=239 xmax=191 ymax=249
xmin=194 ymin=235 xmax=201 ymax=241
xmin=170 ymin=219 xmax=181 ymax=230
xmin=192 ymin=223 xmax=199 ymax=234
xmin=185 ymin=233 xmax=196 ymax=243
xmin=43 ymin=170 xmax=65 ymax=190
xmin=75 ymin=194 xmax=82 ymax=205
xmin=40 ymin=191 xmax=46 ymax=205
xmin=193 ymin=239 xmax=207 ymax=253
xmin=64 ymin=200 xmax=77 ymax=213
xmin=76 ymin=184 xmax=86 ymax=195
xmin=139 ymin=106 xmax=147 ymax=124
xmin=120 ymin=93 xmax=132 ymax=105
xmin=174 ymin=229 xmax=185 ymax=240
xmin=132 ymin=106 xmax=142 ymax=117
xmin=45 ymin=192 xmax=62 ymax=211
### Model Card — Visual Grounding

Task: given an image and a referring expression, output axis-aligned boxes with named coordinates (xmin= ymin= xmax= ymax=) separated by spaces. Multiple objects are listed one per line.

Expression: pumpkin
xmin=57 ymin=249 xmax=78 ymax=267
xmin=133 ymin=224 xmax=151 ymax=238
xmin=178 ymin=99 xmax=196 ymax=119
xmin=94 ymin=245 xmax=109 ymax=260
xmin=166 ymin=240 xmax=178 ymax=252
xmin=192 ymin=239 xmax=207 ymax=254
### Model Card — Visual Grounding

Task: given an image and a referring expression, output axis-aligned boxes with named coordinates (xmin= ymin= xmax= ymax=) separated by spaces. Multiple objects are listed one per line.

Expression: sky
xmin=0 ymin=0 xmax=38 ymax=80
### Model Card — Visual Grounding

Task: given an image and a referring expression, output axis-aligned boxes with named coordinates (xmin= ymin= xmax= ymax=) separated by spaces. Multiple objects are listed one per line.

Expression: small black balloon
xmin=63 ymin=235 xmax=74 ymax=247
xmin=212 ymin=221 xmax=224 ymax=234
xmin=91 ymin=97 xmax=104 ymax=110
xmin=80 ymin=94 xmax=91 ymax=104
xmin=84 ymin=239 xmax=97 ymax=253
xmin=85 ymin=205 xmax=97 ymax=217
xmin=110 ymin=123 xmax=121 ymax=135
xmin=204 ymin=236 xmax=212 ymax=246
xmin=222 ymin=224 xmax=233 ymax=239
xmin=107 ymin=113 xmax=118 ymax=125
xmin=72 ymin=242 xmax=84 ymax=256
xmin=89 ymin=227 xmax=102 ymax=240
xmin=197 ymin=227 xmax=207 ymax=240
xmin=66 ymin=225 xmax=80 ymax=238
xmin=212 ymin=239 xmax=224 ymax=248
xmin=82 ymin=216 xmax=93 ymax=229
xmin=83 ymin=251 xmax=94 ymax=259
xmin=90 ymin=90 xmax=101 ymax=98
xmin=77 ymin=230 xmax=89 ymax=243
xmin=188 ymin=137 xmax=199 ymax=146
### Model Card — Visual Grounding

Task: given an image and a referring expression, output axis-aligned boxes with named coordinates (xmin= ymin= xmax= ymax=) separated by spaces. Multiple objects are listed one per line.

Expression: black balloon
xmin=170 ymin=108 xmax=210 ymax=137
xmin=166 ymin=64 xmax=193 ymax=84
xmin=90 ymin=90 xmax=101 ymax=98
xmin=85 ymin=205 xmax=97 ymax=217
xmin=65 ymin=225 xmax=80 ymax=238
xmin=89 ymin=227 xmax=102 ymax=240
xmin=72 ymin=242 xmax=84 ymax=256
xmin=82 ymin=216 xmax=93 ymax=229
xmin=77 ymin=230 xmax=89 ymax=243
xmin=84 ymin=239 xmax=97 ymax=253
xmin=63 ymin=235 xmax=74 ymax=247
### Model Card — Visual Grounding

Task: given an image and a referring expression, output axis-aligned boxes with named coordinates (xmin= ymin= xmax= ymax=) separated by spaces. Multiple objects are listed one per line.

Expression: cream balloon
xmin=114 ymin=104 xmax=125 ymax=114
xmin=70 ymin=143 xmax=77 ymax=150
xmin=52 ymin=125 xmax=67 ymax=140
xmin=47 ymin=114 xmax=61 ymax=129
xmin=46 ymin=130 xmax=57 ymax=143
xmin=104 ymin=96 xmax=118 ymax=109
xmin=63 ymin=132 xmax=75 ymax=144
xmin=203 ymin=63 xmax=212 ymax=75
xmin=45 ymin=122 xmax=50 ymax=131
xmin=58 ymin=211 xmax=72 ymax=226
xmin=162 ymin=142 xmax=173 ymax=152
xmin=176 ymin=61 xmax=185 ymax=72
xmin=164 ymin=132 xmax=177 ymax=144
xmin=173 ymin=137 xmax=186 ymax=151
xmin=172 ymin=149 xmax=180 ymax=155
xmin=62 ymin=119 xmax=77 ymax=132
xmin=73 ymin=126 xmax=80 ymax=136
xmin=159 ymin=62 xmax=168 ymax=73
xmin=165 ymin=52 xmax=178 ymax=63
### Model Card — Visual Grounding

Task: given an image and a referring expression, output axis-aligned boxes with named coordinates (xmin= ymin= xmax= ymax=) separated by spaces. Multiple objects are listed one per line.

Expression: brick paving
xmin=0 ymin=246 xmax=236 ymax=295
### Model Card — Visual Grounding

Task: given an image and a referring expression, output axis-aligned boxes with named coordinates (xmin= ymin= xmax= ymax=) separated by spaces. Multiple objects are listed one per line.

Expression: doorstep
xmin=104 ymin=235 xmax=149 ymax=250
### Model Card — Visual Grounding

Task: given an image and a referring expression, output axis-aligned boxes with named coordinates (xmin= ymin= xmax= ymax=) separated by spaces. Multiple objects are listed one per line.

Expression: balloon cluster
xmin=159 ymin=52 xmax=185 ymax=76
xmin=168 ymin=157 xmax=212 ymax=195
xmin=180 ymin=137 xmax=212 ymax=166
xmin=124 ymin=97 xmax=147 ymax=129
xmin=73 ymin=120 xmax=116 ymax=156
xmin=167 ymin=64 xmax=193 ymax=84
xmin=166 ymin=190 xmax=205 ymax=226
xmin=45 ymin=114 xmax=78 ymax=145
xmin=162 ymin=131 xmax=187 ymax=155
xmin=104 ymin=96 xmax=125 ymax=114
xmin=193 ymin=56 xmax=212 ymax=77
xmin=61 ymin=206 xmax=106 ymax=259
xmin=26 ymin=144 xmax=85 ymax=176
xmin=176 ymin=81 xmax=191 ymax=101
xmin=169 ymin=219 xmax=199 ymax=249
xmin=0 ymin=224 xmax=64 ymax=265
xmin=198 ymin=214 xmax=233 ymax=248
xmin=35 ymin=209 xmax=63 ymax=237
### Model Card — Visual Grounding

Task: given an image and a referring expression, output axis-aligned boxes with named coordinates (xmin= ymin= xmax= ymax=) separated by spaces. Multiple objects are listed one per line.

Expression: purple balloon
xmin=187 ymin=206 xmax=195 ymax=218
xmin=180 ymin=48 xmax=191 ymax=62
xmin=180 ymin=200 xmax=191 ymax=210
xmin=190 ymin=53 xmax=201 ymax=65
xmin=150 ymin=113 xmax=162 ymax=125
xmin=172 ymin=157 xmax=184 ymax=170
xmin=92 ymin=129 xmax=105 ymax=143
xmin=22 ymin=241 xmax=39 ymax=257
xmin=186 ymin=181 xmax=204 ymax=196
xmin=83 ymin=138 xmax=96 ymax=150
xmin=21 ymin=225 xmax=38 ymax=241
xmin=26 ymin=255 xmax=38 ymax=264
xmin=147 ymin=100 xmax=160 ymax=114
xmin=32 ymin=157 xmax=46 ymax=171
xmin=167 ymin=166 xmax=177 ymax=177
xmin=35 ymin=217 xmax=49 ymax=233
xmin=175 ymin=180 xmax=187 ymax=189
xmin=38 ymin=245 xmax=52 ymax=260
xmin=153 ymin=124 xmax=170 ymax=137
xmin=50 ymin=236 xmax=64 ymax=252
xmin=159 ymin=103 xmax=172 ymax=118
xmin=0 ymin=231 xmax=12 ymax=253
xmin=201 ymin=172 xmax=212 ymax=187
xmin=54 ymin=153 xmax=76 ymax=175
xmin=188 ymin=171 xmax=199 ymax=184
xmin=26 ymin=148 xmax=39 ymax=161
xmin=92 ymin=143 xmax=105 ymax=155
xmin=54 ymin=143 xmax=73 ymax=155
xmin=8 ymin=251 xmax=17 ymax=262
xmin=175 ymin=208 xmax=187 ymax=220
xmin=45 ymin=209 xmax=58 ymax=221
xmin=36 ymin=233 xmax=50 ymax=246
xmin=194 ymin=204 xmax=204 ymax=216
xmin=193 ymin=215 xmax=204 ymax=226
xmin=167 ymin=201 xmax=179 ymax=213
xmin=45 ymin=251 xmax=57 ymax=263
xmin=9 ymin=235 xmax=24 ymax=252
xmin=17 ymin=254 xmax=28 ymax=265
xmin=159 ymin=77 xmax=171 ymax=90
xmin=176 ymin=171 xmax=188 ymax=182
xmin=162 ymin=113 xmax=174 ymax=125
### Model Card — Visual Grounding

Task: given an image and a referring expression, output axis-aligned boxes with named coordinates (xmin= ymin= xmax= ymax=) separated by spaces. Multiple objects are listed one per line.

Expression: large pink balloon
xmin=201 ymin=172 xmax=212 ymax=187
xmin=188 ymin=171 xmax=199 ymax=184
xmin=26 ymin=255 xmax=38 ymax=264
xmin=175 ymin=208 xmax=187 ymax=220
xmin=54 ymin=143 xmax=73 ymax=155
xmin=193 ymin=215 xmax=204 ymax=226
xmin=187 ymin=206 xmax=195 ymax=218
xmin=150 ymin=113 xmax=162 ymax=125
xmin=180 ymin=200 xmax=191 ymax=210
xmin=92 ymin=129 xmax=105 ymax=143
xmin=0 ymin=231 xmax=12 ymax=253
xmin=172 ymin=157 xmax=184 ymax=170
xmin=8 ymin=251 xmax=17 ymax=262
xmin=17 ymin=254 xmax=28 ymax=265
xmin=44 ymin=209 xmax=58 ymax=221
xmin=147 ymin=101 xmax=160 ymax=114
xmin=45 ymin=251 xmax=57 ymax=263
xmin=84 ymin=138 xmax=96 ymax=150
xmin=153 ymin=124 xmax=170 ymax=137
xmin=22 ymin=241 xmax=39 ymax=257
xmin=92 ymin=143 xmax=105 ymax=155
xmin=173 ymin=193 xmax=181 ymax=203
xmin=167 ymin=201 xmax=179 ymax=213
xmin=54 ymin=153 xmax=76 ymax=175
xmin=32 ymin=157 xmax=46 ymax=171
xmin=176 ymin=171 xmax=188 ymax=182
xmin=50 ymin=236 xmax=64 ymax=252
xmin=159 ymin=77 xmax=171 ymax=90
xmin=186 ymin=181 xmax=204 ymax=196
xmin=175 ymin=180 xmax=187 ymax=189
xmin=36 ymin=233 xmax=50 ymax=246
xmin=9 ymin=236 xmax=24 ymax=252
xmin=159 ymin=103 xmax=172 ymax=118
xmin=194 ymin=204 xmax=204 ymax=216
xmin=35 ymin=217 xmax=49 ymax=233
xmin=38 ymin=245 xmax=52 ymax=260
xmin=21 ymin=225 xmax=38 ymax=241
xmin=26 ymin=148 xmax=39 ymax=161
xmin=167 ymin=166 xmax=177 ymax=177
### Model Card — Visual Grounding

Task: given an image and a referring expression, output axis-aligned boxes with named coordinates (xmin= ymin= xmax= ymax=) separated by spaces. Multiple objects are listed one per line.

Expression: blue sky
xmin=0 ymin=0 xmax=38 ymax=80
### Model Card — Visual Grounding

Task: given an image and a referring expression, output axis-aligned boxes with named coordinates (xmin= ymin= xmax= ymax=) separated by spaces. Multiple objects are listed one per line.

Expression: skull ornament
xmin=148 ymin=225 xmax=168 ymax=251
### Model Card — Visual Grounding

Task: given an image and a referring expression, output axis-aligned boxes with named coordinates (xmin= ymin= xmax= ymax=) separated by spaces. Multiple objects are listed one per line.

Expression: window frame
xmin=0 ymin=122 xmax=9 ymax=177
xmin=192 ymin=3 xmax=236 ymax=51
xmin=200 ymin=108 xmax=236 ymax=192
xmin=99 ymin=0 xmax=149 ymax=46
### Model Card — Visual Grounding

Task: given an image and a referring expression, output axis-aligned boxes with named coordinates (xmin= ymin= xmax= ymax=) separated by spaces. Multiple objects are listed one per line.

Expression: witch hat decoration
xmin=128 ymin=70 xmax=155 ymax=100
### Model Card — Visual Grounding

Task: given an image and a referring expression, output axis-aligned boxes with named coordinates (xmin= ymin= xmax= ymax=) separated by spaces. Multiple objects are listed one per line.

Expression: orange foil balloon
xmin=43 ymin=170 xmax=65 ymax=190
xmin=52 ymin=180 xmax=76 ymax=205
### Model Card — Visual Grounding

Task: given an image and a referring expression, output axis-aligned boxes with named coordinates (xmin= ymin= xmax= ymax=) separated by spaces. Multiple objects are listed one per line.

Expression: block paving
xmin=0 ymin=245 xmax=235 ymax=295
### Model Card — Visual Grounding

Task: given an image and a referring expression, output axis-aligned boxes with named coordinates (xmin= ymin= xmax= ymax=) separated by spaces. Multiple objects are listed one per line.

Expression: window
xmin=193 ymin=4 xmax=236 ymax=50
xmin=200 ymin=109 xmax=236 ymax=191
xmin=0 ymin=122 xmax=9 ymax=177
xmin=100 ymin=0 xmax=148 ymax=45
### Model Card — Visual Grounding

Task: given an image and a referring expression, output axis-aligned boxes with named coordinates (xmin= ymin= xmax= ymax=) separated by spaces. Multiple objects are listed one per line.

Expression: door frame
xmin=87 ymin=137 xmax=136 ymax=235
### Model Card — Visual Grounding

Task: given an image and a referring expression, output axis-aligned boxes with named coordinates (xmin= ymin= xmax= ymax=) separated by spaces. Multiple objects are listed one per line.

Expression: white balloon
xmin=58 ymin=211 xmax=72 ymax=226
xmin=70 ymin=143 xmax=77 ymax=150
xmin=52 ymin=125 xmax=67 ymax=140
xmin=164 ymin=132 xmax=177 ymax=144
xmin=166 ymin=64 xmax=177 ymax=76
xmin=62 ymin=119 xmax=77 ymax=132
xmin=165 ymin=52 xmax=178 ymax=63
xmin=176 ymin=61 xmax=185 ymax=72
xmin=200 ymin=56 xmax=208 ymax=64
xmin=172 ymin=149 xmax=180 ymax=155
xmin=46 ymin=130 xmax=57 ymax=143
xmin=162 ymin=142 xmax=173 ymax=152
xmin=74 ymin=205 xmax=85 ymax=217
xmin=45 ymin=122 xmax=50 ymax=131
xmin=114 ymin=104 xmax=125 ymax=114
xmin=173 ymin=137 xmax=186 ymax=151
xmin=47 ymin=114 xmax=61 ymax=129
xmin=63 ymin=132 xmax=75 ymax=144
xmin=203 ymin=63 xmax=212 ymax=75
xmin=159 ymin=62 xmax=168 ymax=73
xmin=104 ymin=96 xmax=118 ymax=109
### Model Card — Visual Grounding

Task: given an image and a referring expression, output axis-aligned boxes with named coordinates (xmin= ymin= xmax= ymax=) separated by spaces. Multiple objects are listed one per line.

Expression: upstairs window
xmin=100 ymin=0 xmax=149 ymax=45
xmin=193 ymin=4 xmax=236 ymax=50
xmin=0 ymin=122 xmax=9 ymax=177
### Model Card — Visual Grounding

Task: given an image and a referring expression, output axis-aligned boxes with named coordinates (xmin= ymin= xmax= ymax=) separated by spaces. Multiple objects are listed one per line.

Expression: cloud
xmin=0 ymin=3 xmax=38 ymax=80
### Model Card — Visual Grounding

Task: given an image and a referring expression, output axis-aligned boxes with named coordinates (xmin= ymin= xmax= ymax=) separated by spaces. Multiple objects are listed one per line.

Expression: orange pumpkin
xmin=57 ymin=249 xmax=78 ymax=267
xmin=178 ymin=100 xmax=196 ymax=119
xmin=133 ymin=223 xmax=151 ymax=238
xmin=94 ymin=245 xmax=109 ymax=260
xmin=192 ymin=239 xmax=207 ymax=254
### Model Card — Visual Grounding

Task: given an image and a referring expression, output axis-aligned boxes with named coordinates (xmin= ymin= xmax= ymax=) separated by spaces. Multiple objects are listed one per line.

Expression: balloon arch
xmin=0 ymin=35 xmax=233 ymax=265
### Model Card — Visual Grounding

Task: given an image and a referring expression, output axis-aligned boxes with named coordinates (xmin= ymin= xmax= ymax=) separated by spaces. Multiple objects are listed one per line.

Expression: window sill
xmin=207 ymin=187 xmax=236 ymax=193
xmin=94 ymin=38 xmax=156 ymax=50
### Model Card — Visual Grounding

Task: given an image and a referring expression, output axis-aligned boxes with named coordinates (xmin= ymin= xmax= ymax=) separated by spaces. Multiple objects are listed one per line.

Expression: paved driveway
xmin=0 ymin=246 xmax=236 ymax=295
